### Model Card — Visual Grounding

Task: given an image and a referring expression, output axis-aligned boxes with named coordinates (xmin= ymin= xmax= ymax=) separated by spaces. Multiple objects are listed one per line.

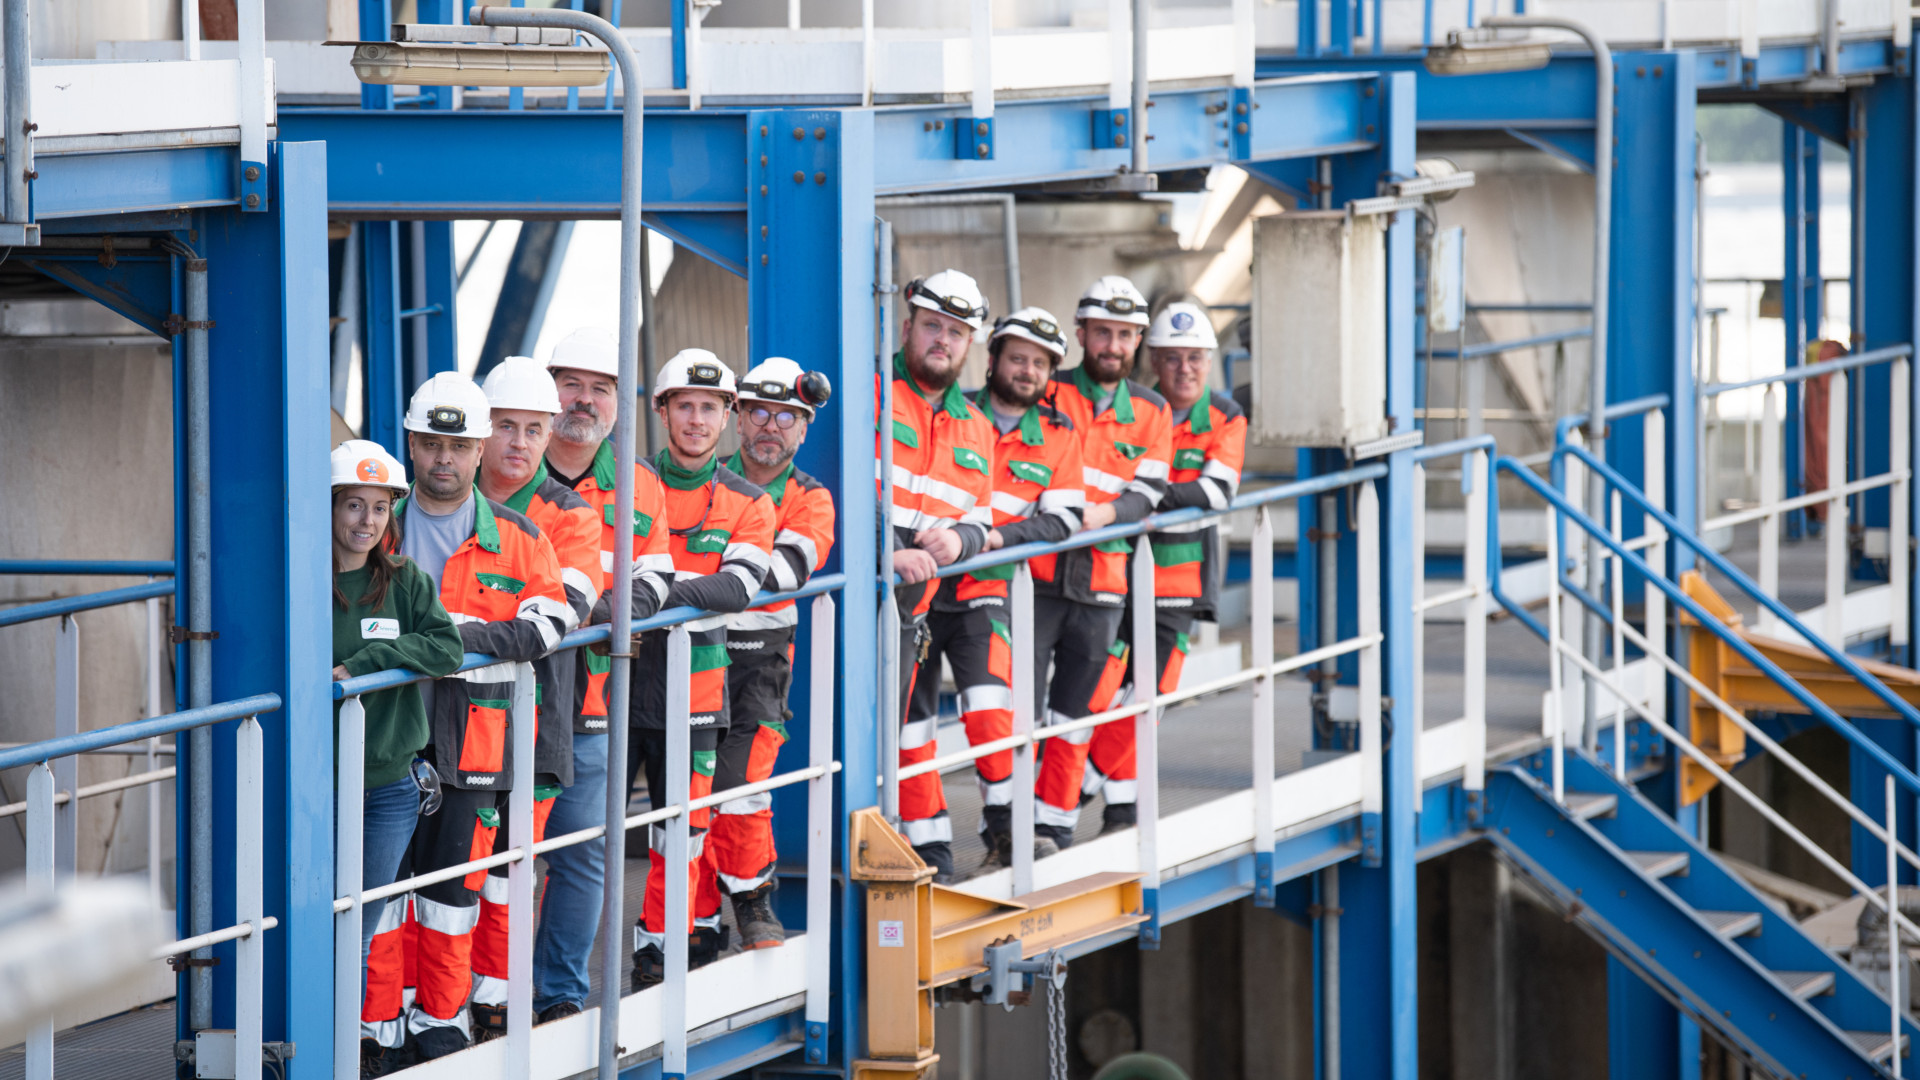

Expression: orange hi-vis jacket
xmin=1041 ymin=366 xmax=1173 ymax=606
xmin=493 ymin=464 xmax=602 ymax=785
xmin=934 ymin=394 xmax=1085 ymax=612
xmin=393 ymin=490 xmax=571 ymax=791
xmin=559 ymin=439 xmax=674 ymax=730
xmin=1149 ymin=390 xmax=1248 ymax=618
xmin=632 ymin=451 xmax=777 ymax=730
xmin=877 ymin=353 xmax=994 ymax=616
xmin=722 ymin=454 xmax=836 ymax=633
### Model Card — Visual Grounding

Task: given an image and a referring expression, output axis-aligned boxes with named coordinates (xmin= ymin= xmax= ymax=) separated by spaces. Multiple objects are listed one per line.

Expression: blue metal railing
xmin=0 ymin=693 xmax=282 ymax=772
xmin=1429 ymin=326 xmax=1592 ymax=360
xmin=1494 ymin=454 xmax=1920 ymax=799
xmin=0 ymin=560 xmax=175 ymax=575
xmin=0 ymin=580 xmax=177 ymax=629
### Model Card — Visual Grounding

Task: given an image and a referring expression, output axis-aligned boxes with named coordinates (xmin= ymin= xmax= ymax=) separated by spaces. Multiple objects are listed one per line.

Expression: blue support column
xmin=362 ymin=222 xmax=403 ymax=457
xmin=1781 ymin=121 xmax=1822 ymax=539
xmin=1605 ymin=50 xmax=1700 ymax=1080
xmin=1852 ymin=717 xmax=1919 ymax=887
xmin=358 ymin=0 xmax=394 ymax=110
xmin=198 ymin=139 xmax=335 ymax=1076
xmin=422 ymin=220 xmax=459 ymax=378
xmin=1855 ymin=73 xmax=1917 ymax=592
xmin=1609 ymin=955 xmax=1679 ymax=1080
xmin=745 ymin=107 xmax=877 ymax=1070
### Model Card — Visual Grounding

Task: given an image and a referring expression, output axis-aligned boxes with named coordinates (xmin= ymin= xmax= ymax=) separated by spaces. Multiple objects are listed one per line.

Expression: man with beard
xmin=1033 ymin=275 xmax=1172 ymax=848
xmin=885 ymin=269 xmax=996 ymax=881
xmin=529 ymin=328 xmax=676 ymax=1025
xmin=360 ymin=373 xmax=570 ymax=1065
xmin=698 ymin=357 xmax=837 ymax=948
xmin=921 ymin=308 xmax=1084 ymax=873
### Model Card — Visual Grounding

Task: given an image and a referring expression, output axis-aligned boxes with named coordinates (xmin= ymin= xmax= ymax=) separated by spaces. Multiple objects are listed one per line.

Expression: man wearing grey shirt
xmin=402 ymin=495 xmax=475 ymax=719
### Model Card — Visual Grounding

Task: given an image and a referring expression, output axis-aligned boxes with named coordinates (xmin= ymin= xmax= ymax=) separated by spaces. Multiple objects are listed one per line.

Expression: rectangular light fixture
xmin=1423 ymin=29 xmax=1552 ymax=76
xmin=344 ymin=40 xmax=612 ymax=87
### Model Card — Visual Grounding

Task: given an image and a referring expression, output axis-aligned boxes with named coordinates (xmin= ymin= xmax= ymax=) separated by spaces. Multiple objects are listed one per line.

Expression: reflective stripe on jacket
xmin=496 ymin=465 xmax=601 ymax=783
xmin=1149 ymin=391 xmax=1248 ymax=617
xmin=1042 ymin=367 xmax=1173 ymax=606
xmin=934 ymin=397 xmax=1084 ymax=611
xmin=724 ymin=456 xmax=837 ymax=633
xmin=876 ymin=353 xmax=994 ymax=616
xmin=562 ymin=440 xmax=673 ymax=731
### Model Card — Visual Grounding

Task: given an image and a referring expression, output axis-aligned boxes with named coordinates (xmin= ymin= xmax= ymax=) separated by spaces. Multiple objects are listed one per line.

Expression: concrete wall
xmin=0 ymin=299 xmax=176 ymax=898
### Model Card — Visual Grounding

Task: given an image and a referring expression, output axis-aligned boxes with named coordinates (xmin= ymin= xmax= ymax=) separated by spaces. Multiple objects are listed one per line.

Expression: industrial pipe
xmin=466 ymin=9 xmax=640 ymax=1078
xmin=1321 ymin=863 xmax=1340 ymax=1080
xmin=184 ymin=254 xmax=214 ymax=1030
xmin=1131 ymin=0 xmax=1149 ymax=175
xmin=331 ymin=224 xmax=361 ymax=418
xmin=877 ymin=217 xmax=900 ymax=823
xmin=3 ymin=0 xmax=30 ymax=229
xmin=1484 ymin=13 xmax=1612 ymax=746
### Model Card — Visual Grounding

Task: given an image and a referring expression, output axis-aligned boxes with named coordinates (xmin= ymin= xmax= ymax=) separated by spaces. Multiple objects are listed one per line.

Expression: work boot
xmin=1100 ymin=803 xmax=1137 ymax=835
xmin=469 ymin=1002 xmax=507 ymax=1044
xmin=359 ymin=1037 xmax=413 ymax=1079
xmin=690 ymin=923 xmax=731 ymax=966
xmin=913 ymin=841 xmax=955 ymax=884
xmin=731 ymin=884 xmax=786 ymax=950
xmin=632 ymin=943 xmax=665 ymax=990
xmin=537 ymin=1001 xmax=582 ymax=1025
xmin=409 ymin=1024 xmax=469 ymax=1062
xmin=974 ymin=831 xmax=1061 ymax=875
xmin=1035 ymin=824 xmax=1076 ymax=852
xmin=633 ymin=926 xmax=730 ymax=990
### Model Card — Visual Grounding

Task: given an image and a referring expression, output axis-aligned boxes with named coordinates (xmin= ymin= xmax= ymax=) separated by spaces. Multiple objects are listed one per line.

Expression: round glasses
xmin=745 ymin=406 xmax=802 ymax=430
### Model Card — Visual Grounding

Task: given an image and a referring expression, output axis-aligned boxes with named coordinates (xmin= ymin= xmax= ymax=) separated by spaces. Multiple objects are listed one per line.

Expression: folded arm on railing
xmin=1496 ymin=455 xmax=1920 ymax=798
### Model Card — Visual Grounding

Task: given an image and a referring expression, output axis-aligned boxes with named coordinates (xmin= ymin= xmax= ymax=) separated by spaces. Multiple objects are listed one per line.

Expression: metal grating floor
xmin=0 ymin=1003 xmax=177 ymax=1080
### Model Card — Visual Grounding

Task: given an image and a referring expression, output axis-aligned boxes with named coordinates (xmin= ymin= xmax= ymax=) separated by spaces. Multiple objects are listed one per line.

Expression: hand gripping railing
xmin=1409 ymin=436 xmax=1493 ymax=807
xmin=0 ymin=691 xmax=283 ymax=1080
xmin=330 ymin=575 xmax=844 ymax=1080
xmin=1698 ymin=343 xmax=1911 ymax=651
xmin=889 ymin=462 xmax=1388 ymax=899
xmin=1502 ymin=455 xmax=1920 ymax=1047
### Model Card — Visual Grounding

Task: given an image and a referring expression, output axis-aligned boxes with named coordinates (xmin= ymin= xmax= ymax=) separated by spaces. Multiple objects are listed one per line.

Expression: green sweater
xmin=332 ymin=558 xmax=465 ymax=789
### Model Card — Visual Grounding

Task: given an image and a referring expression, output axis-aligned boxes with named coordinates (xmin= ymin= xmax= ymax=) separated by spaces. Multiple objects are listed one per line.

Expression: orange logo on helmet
xmin=357 ymin=458 xmax=389 ymax=482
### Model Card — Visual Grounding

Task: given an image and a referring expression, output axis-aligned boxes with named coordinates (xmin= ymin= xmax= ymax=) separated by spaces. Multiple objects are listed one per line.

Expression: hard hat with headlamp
xmin=652 ymin=348 xmax=738 ymax=406
xmin=1145 ymin=302 xmax=1219 ymax=350
xmin=989 ymin=306 xmax=1069 ymax=362
xmin=331 ymin=439 xmax=409 ymax=494
xmin=1074 ymin=274 xmax=1151 ymax=327
xmin=547 ymin=326 xmax=620 ymax=380
xmin=481 ymin=355 xmax=563 ymax=414
xmin=904 ymin=268 xmax=989 ymax=331
xmin=737 ymin=356 xmax=833 ymax=419
xmin=404 ymin=371 xmax=493 ymax=439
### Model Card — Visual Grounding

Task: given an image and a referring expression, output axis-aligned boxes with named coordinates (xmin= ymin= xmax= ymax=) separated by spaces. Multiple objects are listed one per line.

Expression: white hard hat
xmin=403 ymin=371 xmax=493 ymax=439
xmin=652 ymin=348 xmax=738 ymax=406
xmin=482 ymin=356 xmax=563 ymax=414
xmin=904 ymin=268 xmax=988 ymax=331
xmin=1075 ymin=274 xmax=1150 ymax=327
xmin=738 ymin=356 xmax=833 ymax=418
xmin=1146 ymin=302 xmax=1219 ymax=350
xmin=989 ymin=306 xmax=1068 ymax=361
xmin=548 ymin=327 xmax=620 ymax=380
xmin=331 ymin=439 xmax=409 ymax=494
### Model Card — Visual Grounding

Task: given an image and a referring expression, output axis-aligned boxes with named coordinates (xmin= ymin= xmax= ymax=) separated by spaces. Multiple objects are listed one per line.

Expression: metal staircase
xmin=1488 ymin=749 xmax=1915 ymax=1078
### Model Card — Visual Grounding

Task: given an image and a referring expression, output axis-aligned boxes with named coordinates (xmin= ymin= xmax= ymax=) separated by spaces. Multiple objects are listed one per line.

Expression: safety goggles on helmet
xmin=741 ymin=371 xmax=832 ymax=407
xmin=1078 ymin=293 xmax=1140 ymax=317
xmin=907 ymin=279 xmax=988 ymax=324
xmin=996 ymin=314 xmax=1064 ymax=348
xmin=425 ymin=405 xmax=469 ymax=434
xmin=686 ymin=362 xmax=726 ymax=388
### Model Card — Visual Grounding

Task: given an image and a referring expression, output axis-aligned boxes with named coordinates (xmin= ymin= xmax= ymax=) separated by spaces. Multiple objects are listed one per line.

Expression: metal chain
xmin=1046 ymin=960 xmax=1069 ymax=1080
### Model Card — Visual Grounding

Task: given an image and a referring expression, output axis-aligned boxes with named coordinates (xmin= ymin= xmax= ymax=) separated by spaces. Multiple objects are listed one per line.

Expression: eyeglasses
xmin=908 ymin=280 xmax=987 ymax=322
xmin=425 ymin=405 xmax=467 ymax=434
xmin=745 ymin=406 xmax=801 ymax=430
xmin=994 ymin=315 xmax=1064 ymax=349
xmin=1080 ymin=294 xmax=1140 ymax=316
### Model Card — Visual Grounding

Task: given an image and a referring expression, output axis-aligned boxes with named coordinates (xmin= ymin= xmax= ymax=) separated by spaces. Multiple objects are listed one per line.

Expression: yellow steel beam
xmin=1678 ymin=571 xmax=1920 ymax=803
xmin=848 ymin=808 xmax=1147 ymax=1075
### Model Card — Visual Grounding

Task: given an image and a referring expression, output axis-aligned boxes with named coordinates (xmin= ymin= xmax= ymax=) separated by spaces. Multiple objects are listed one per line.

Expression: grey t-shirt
xmin=990 ymin=404 xmax=1024 ymax=438
xmin=401 ymin=494 xmax=475 ymax=718
xmin=1171 ymin=405 xmax=1193 ymax=428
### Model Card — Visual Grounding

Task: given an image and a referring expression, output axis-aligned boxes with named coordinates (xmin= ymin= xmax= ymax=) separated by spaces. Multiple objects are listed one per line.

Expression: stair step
xmin=1845 ymin=1029 xmax=1904 ymax=1062
xmin=1626 ymin=850 xmax=1689 ymax=879
xmin=1698 ymin=910 xmax=1763 ymax=940
xmin=1564 ymin=792 xmax=1618 ymax=821
xmin=1771 ymin=970 xmax=1836 ymax=1000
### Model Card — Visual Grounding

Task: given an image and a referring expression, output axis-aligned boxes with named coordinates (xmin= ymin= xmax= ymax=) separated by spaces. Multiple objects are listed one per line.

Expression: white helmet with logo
xmin=331 ymin=439 xmax=409 ymax=494
xmin=403 ymin=371 xmax=493 ymax=439
xmin=1146 ymin=302 xmax=1218 ymax=349
xmin=737 ymin=356 xmax=833 ymax=419
xmin=904 ymin=268 xmax=989 ymax=331
xmin=652 ymin=348 xmax=738 ymax=406
xmin=482 ymin=356 xmax=563 ymax=414
xmin=989 ymin=306 xmax=1069 ymax=361
xmin=547 ymin=326 xmax=620 ymax=380
xmin=1074 ymin=274 xmax=1151 ymax=327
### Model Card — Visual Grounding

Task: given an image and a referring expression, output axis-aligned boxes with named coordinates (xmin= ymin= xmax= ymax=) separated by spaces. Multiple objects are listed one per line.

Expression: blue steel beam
xmin=744 ymin=107 xmax=878 ymax=1071
xmin=32 ymin=147 xmax=239 ymax=219
xmin=20 ymin=254 xmax=174 ymax=336
xmin=421 ymin=220 xmax=458 ymax=380
xmin=362 ymin=221 xmax=404 ymax=457
xmin=195 ymin=139 xmax=336 ymax=1077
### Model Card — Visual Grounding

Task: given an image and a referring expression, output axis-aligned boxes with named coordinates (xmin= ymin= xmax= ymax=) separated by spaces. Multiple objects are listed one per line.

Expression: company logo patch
xmin=360 ymin=618 xmax=400 ymax=640
xmin=357 ymin=458 xmax=389 ymax=483
xmin=1171 ymin=311 xmax=1194 ymax=332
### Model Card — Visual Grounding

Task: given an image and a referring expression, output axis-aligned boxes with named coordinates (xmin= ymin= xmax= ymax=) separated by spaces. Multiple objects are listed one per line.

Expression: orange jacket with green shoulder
xmin=1148 ymin=390 xmax=1247 ymax=617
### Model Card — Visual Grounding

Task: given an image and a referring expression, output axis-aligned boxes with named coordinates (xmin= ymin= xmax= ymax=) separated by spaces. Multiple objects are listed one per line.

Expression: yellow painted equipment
xmin=1679 ymin=571 xmax=1920 ymax=804
xmin=847 ymin=808 xmax=1148 ymax=1079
